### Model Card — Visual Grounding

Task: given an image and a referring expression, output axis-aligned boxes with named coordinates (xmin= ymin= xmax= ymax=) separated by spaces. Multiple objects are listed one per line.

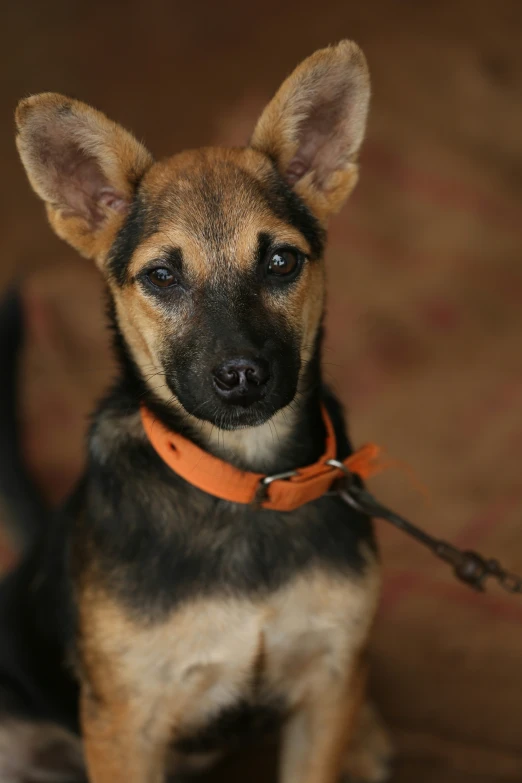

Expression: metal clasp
xmin=254 ymin=469 xmax=298 ymax=506
xmin=325 ymin=458 xmax=351 ymax=476
xmin=324 ymin=458 xmax=358 ymax=500
xmin=261 ymin=469 xmax=299 ymax=486
xmin=254 ymin=459 xmax=353 ymax=508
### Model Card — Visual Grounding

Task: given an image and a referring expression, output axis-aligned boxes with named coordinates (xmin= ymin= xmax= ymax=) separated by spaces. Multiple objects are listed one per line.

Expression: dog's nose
xmin=213 ymin=358 xmax=270 ymax=405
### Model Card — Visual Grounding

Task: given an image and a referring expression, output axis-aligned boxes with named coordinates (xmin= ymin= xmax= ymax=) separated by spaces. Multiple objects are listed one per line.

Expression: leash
xmin=141 ymin=404 xmax=522 ymax=594
xmin=335 ymin=473 xmax=522 ymax=595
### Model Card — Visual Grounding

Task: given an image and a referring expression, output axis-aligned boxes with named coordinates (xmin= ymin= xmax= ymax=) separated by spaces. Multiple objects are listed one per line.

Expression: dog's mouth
xmin=175 ymin=389 xmax=288 ymax=431
xmin=164 ymin=370 xmax=297 ymax=431
xmin=161 ymin=347 xmax=301 ymax=431
xmin=201 ymin=399 xmax=279 ymax=431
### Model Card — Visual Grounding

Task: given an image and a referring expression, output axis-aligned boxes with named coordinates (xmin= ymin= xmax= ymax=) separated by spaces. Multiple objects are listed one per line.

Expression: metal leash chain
xmin=333 ymin=473 xmax=522 ymax=595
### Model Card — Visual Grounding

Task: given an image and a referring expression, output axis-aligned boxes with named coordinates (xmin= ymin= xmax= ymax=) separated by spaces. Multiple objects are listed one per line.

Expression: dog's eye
xmin=146 ymin=267 xmax=176 ymax=288
xmin=267 ymin=250 xmax=300 ymax=278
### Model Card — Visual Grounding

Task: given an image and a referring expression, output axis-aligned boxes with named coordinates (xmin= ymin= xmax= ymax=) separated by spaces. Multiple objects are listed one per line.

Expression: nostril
xmin=214 ymin=367 xmax=240 ymax=391
xmin=213 ymin=358 xmax=270 ymax=399
xmin=245 ymin=363 xmax=269 ymax=386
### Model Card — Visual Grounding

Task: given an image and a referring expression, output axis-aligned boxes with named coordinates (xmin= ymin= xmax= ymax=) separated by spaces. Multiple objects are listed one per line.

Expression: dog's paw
xmin=340 ymin=702 xmax=393 ymax=783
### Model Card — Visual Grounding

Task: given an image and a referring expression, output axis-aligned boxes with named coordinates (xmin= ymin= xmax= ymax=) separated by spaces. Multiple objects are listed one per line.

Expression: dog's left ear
xmin=250 ymin=40 xmax=370 ymax=223
xmin=15 ymin=93 xmax=153 ymax=263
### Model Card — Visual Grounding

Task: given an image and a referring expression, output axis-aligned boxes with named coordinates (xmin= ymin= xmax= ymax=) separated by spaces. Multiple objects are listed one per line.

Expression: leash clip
xmin=335 ymin=483 xmax=522 ymax=595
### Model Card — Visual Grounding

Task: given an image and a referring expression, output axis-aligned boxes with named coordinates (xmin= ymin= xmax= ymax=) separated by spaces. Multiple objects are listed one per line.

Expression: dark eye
xmin=266 ymin=249 xmax=301 ymax=278
xmin=146 ymin=267 xmax=176 ymax=288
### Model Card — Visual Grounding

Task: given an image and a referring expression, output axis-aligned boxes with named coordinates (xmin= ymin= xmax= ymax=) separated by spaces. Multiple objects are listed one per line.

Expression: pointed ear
xmin=15 ymin=93 xmax=153 ymax=263
xmin=250 ymin=41 xmax=370 ymax=224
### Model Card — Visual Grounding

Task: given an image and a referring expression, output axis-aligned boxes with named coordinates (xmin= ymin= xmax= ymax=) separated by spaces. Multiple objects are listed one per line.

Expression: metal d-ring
xmin=261 ymin=470 xmax=299 ymax=487
xmin=324 ymin=458 xmax=359 ymax=500
xmin=324 ymin=458 xmax=351 ymax=475
xmin=254 ymin=469 xmax=298 ymax=506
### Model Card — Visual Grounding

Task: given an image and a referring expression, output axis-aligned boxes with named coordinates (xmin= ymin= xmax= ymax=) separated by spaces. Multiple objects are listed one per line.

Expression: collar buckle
xmin=254 ymin=469 xmax=298 ymax=507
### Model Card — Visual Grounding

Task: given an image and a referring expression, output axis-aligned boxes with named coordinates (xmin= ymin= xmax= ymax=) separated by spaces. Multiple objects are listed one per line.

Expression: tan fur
xmin=132 ymin=148 xmax=312 ymax=274
xmin=280 ymin=652 xmax=367 ymax=783
xmin=78 ymin=558 xmax=380 ymax=782
xmin=15 ymin=93 xmax=152 ymax=262
xmin=251 ymin=41 xmax=370 ymax=223
xmin=344 ymin=701 xmax=394 ymax=781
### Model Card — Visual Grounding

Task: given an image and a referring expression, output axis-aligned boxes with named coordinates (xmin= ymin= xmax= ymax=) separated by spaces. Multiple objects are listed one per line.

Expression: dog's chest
xmin=83 ymin=562 xmax=379 ymax=743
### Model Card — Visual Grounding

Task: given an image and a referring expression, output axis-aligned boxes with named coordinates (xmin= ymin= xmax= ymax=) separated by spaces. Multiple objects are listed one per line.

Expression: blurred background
xmin=2 ymin=1 xmax=522 ymax=780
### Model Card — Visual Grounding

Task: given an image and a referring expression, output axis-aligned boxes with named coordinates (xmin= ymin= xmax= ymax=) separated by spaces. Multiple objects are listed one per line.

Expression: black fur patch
xmin=0 ymin=289 xmax=79 ymax=732
xmin=0 ymin=493 xmax=80 ymax=732
xmin=262 ymin=166 xmax=326 ymax=260
xmin=72 ymin=381 xmax=376 ymax=620
xmin=162 ymin=246 xmax=183 ymax=271
xmin=107 ymin=193 xmax=157 ymax=286
xmin=175 ymin=699 xmax=284 ymax=754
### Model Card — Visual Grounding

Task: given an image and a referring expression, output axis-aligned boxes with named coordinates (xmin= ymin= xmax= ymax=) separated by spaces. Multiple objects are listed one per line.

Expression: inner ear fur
xmin=250 ymin=40 xmax=371 ymax=223
xmin=15 ymin=93 xmax=153 ymax=262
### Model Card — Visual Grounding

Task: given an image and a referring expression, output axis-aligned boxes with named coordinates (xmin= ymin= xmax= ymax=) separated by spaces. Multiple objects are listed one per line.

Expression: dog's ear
xmin=250 ymin=41 xmax=370 ymax=223
xmin=15 ymin=93 xmax=152 ymax=263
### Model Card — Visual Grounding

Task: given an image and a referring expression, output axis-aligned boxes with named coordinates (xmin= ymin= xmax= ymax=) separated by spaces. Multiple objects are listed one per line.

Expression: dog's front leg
xmin=279 ymin=654 xmax=367 ymax=783
xmin=80 ymin=684 xmax=171 ymax=783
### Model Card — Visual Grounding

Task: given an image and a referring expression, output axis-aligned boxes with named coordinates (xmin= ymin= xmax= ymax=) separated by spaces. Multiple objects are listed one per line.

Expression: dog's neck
xmin=197 ymin=405 xmax=302 ymax=473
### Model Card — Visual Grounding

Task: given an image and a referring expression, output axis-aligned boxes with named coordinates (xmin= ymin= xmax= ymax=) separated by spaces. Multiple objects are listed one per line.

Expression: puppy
xmin=0 ymin=40 xmax=391 ymax=783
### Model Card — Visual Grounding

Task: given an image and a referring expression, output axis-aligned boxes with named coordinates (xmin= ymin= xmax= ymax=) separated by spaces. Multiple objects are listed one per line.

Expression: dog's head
xmin=15 ymin=41 xmax=370 ymax=431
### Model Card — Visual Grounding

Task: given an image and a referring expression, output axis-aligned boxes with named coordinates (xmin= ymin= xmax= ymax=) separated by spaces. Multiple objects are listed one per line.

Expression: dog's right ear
xmin=15 ymin=93 xmax=152 ymax=264
xmin=250 ymin=41 xmax=370 ymax=225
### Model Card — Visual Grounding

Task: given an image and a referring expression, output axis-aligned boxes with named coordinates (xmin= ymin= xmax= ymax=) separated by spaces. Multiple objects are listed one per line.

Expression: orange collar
xmin=140 ymin=405 xmax=383 ymax=512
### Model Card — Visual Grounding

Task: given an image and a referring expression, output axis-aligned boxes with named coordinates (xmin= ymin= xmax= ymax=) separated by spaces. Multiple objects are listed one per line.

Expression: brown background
xmin=2 ymin=1 xmax=522 ymax=780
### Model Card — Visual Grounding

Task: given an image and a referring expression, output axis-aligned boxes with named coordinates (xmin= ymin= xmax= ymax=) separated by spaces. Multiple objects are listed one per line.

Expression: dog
xmin=0 ymin=40 xmax=392 ymax=782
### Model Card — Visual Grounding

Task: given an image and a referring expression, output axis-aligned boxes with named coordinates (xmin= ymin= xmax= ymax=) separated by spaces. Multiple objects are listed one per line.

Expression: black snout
xmin=213 ymin=358 xmax=270 ymax=406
